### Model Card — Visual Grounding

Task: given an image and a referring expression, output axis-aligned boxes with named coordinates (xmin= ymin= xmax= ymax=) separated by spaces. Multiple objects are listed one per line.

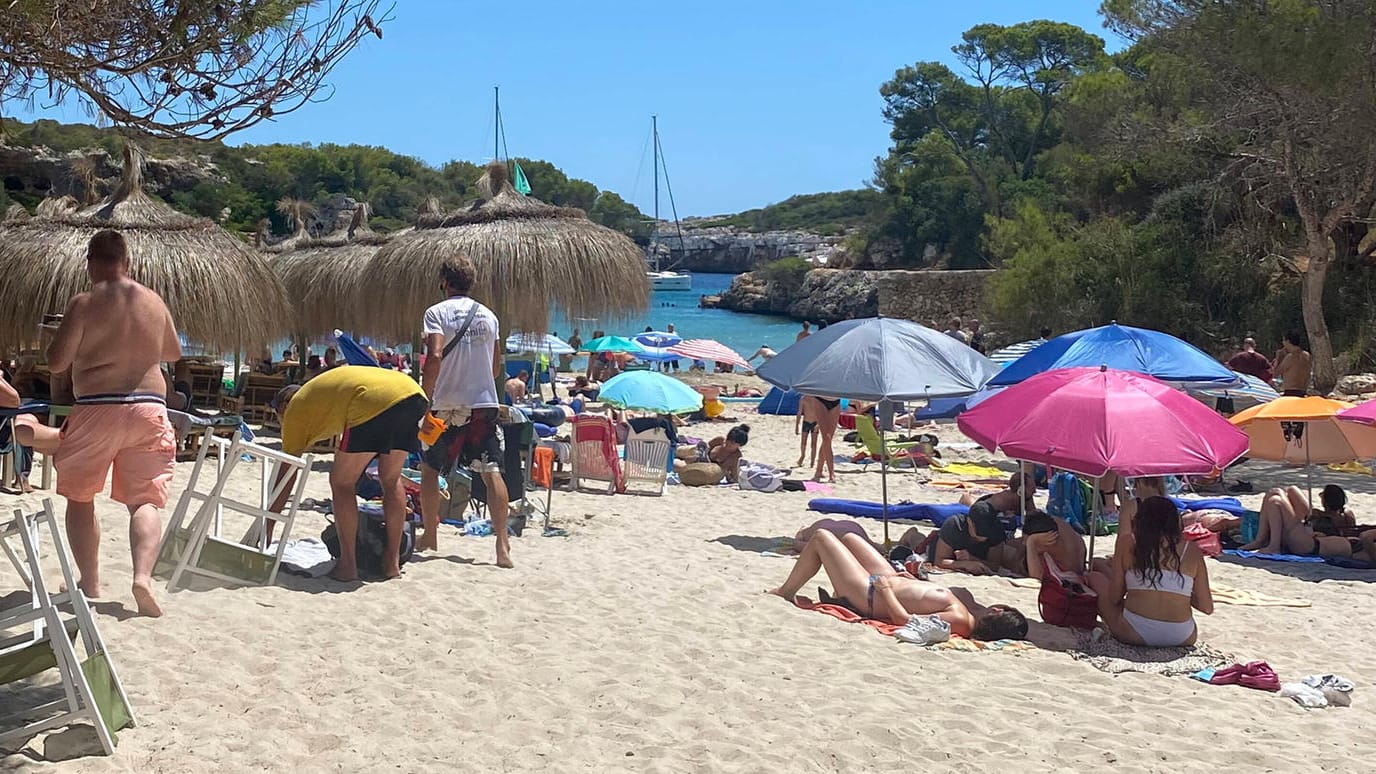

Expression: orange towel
xmin=532 ymin=446 xmax=554 ymax=489
xmin=793 ymin=597 xmax=901 ymax=635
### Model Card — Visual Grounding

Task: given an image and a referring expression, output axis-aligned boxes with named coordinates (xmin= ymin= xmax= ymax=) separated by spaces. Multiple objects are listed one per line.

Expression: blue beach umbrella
xmin=756 ymin=317 xmax=999 ymax=401
xmin=635 ymin=331 xmax=683 ymax=349
xmin=599 ymin=371 xmax=704 ymax=414
xmin=333 ymin=330 xmax=379 ymax=367
xmin=988 ymin=322 xmax=1238 ymax=387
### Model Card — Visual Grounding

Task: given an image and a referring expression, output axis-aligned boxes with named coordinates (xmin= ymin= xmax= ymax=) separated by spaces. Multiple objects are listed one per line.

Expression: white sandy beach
xmin=4 ymin=410 xmax=1376 ymax=773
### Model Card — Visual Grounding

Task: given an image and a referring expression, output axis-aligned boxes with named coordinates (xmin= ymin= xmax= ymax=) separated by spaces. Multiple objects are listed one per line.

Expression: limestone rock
xmin=1335 ymin=373 xmax=1376 ymax=397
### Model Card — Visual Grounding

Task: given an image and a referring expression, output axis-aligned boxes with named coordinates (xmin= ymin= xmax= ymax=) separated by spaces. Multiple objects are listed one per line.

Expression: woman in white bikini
xmin=1089 ymin=496 xmax=1213 ymax=647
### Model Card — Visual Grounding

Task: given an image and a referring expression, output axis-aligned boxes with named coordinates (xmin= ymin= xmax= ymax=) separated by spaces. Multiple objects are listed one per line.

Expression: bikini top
xmin=1124 ymin=546 xmax=1194 ymax=597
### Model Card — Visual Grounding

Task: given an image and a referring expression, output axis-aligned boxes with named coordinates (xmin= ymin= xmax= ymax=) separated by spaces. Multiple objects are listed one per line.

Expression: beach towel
xmin=807 ymin=499 xmax=968 ymax=526
xmin=1071 ymin=633 xmax=1233 ymax=676
xmin=933 ymin=462 xmax=1008 ymax=479
xmin=1210 ymin=584 xmax=1311 ymax=608
xmin=1221 ymin=549 xmax=1326 ymax=563
xmin=791 ymin=597 xmax=1032 ymax=653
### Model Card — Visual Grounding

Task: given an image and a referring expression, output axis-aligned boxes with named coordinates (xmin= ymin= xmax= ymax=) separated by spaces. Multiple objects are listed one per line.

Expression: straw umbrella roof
xmin=271 ymin=204 xmax=390 ymax=338
xmin=359 ymin=162 xmax=650 ymax=340
xmin=0 ymin=143 xmax=290 ymax=353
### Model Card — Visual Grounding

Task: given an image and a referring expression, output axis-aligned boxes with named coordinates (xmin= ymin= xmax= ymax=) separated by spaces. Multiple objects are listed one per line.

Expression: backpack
xmin=1047 ymin=472 xmax=1087 ymax=530
xmin=321 ymin=509 xmax=415 ymax=577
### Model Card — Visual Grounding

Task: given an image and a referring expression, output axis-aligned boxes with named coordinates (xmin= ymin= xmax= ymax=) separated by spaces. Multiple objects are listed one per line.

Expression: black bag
xmin=321 ymin=510 xmax=416 ymax=577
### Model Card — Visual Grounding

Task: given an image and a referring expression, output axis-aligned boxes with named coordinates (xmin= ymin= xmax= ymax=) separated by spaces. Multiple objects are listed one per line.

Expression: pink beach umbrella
xmin=668 ymin=339 xmax=751 ymax=370
xmin=1338 ymin=399 xmax=1376 ymax=426
xmin=958 ymin=366 xmax=1249 ymax=479
xmin=958 ymin=366 xmax=1250 ymax=567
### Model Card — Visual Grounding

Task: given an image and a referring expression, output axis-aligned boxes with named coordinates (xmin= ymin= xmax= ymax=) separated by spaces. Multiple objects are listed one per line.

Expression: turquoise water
xmin=551 ymin=272 xmax=800 ymax=360
xmin=208 ymin=273 xmax=797 ymax=364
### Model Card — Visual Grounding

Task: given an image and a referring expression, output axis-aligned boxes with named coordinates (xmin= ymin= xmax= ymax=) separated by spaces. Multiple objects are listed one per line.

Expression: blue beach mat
xmin=807 ymin=499 xmax=968 ymax=526
xmin=1170 ymin=497 xmax=1249 ymax=516
xmin=1221 ymin=549 xmax=1325 ymax=564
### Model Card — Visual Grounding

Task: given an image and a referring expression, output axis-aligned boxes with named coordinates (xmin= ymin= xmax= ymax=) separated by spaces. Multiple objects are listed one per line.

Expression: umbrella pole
xmin=880 ymin=423 xmax=891 ymax=549
xmin=1087 ymin=476 xmax=1100 ymax=574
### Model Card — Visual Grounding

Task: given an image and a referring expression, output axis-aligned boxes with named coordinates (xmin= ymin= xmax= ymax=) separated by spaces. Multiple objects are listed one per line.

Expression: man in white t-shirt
xmin=418 ymin=256 xmax=512 ymax=568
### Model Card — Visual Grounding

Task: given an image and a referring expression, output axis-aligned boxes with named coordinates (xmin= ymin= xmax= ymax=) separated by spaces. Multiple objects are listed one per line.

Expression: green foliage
xmin=0 ymin=118 xmax=648 ymax=239
xmin=698 ymin=189 xmax=885 ymax=233
xmin=757 ymin=257 xmax=813 ymax=292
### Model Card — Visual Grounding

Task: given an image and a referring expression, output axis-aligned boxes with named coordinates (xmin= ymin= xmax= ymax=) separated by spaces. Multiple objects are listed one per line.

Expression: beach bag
xmin=321 ymin=510 xmax=416 ymax=577
xmin=1183 ymin=522 xmax=1222 ymax=557
xmin=737 ymin=460 xmax=785 ymax=493
xmin=679 ymin=462 xmax=723 ymax=487
xmin=1038 ymin=555 xmax=1098 ymax=630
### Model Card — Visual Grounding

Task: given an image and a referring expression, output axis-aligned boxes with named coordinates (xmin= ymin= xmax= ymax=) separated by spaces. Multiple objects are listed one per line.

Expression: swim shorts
xmin=341 ymin=394 xmax=427 ymax=455
xmin=54 ymin=399 xmax=175 ymax=508
xmin=426 ymin=407 xmax=503 ymax=474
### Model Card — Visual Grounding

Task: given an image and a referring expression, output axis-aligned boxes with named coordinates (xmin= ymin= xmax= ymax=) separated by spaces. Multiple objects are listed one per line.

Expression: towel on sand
xmin=932 ymin=462 xmax=1008 ymax=479
xmin=1221 ymin=549 xmax=1326 ymax=564
xmin=790 ymin=597 xmax=1032 ymax=653
xmin=1211 ymin=584 xmax=1311 ymax=608
xmin=1072 ymin=633 xmax=1233 ymax=676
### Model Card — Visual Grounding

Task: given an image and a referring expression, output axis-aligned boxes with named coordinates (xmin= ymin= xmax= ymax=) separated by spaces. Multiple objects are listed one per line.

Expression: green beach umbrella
xmin=583 ymin=335 xmax=644 ymax=353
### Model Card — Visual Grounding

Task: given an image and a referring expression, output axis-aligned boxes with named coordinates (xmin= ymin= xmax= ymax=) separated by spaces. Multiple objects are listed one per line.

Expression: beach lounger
xmin=854 ymin=415 xmax=924 ymax=467
xmin=570 ymin=415 xmax=624 ymax=494
xmin=156 ymin=431 xmax=313 ymax=591
xmin=623 ymin=426 xmax=671 ymax=496
xmin=0 ymin=500 xmax=135 ymax=756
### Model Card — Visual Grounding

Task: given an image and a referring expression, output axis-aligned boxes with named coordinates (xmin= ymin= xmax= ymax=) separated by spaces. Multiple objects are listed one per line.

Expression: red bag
xmin=1183 ymin=523 xmax=1222 ymax=557
xmin=1038 ymin=555 xmax=1099 ymax=630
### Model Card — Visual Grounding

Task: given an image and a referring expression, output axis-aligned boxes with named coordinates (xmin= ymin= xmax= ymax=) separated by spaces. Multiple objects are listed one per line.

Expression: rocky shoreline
xmin=702 ymin=267 xmax=995 ymax=326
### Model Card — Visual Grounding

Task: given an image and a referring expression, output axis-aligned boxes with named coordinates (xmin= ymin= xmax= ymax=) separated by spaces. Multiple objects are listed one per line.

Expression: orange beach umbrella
xmin=1230 ymin=396 xmax=1376 ymax=502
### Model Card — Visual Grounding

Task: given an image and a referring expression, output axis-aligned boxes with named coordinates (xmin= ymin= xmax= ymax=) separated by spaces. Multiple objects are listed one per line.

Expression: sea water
xmin=214 ymin=273 xmax=800 ymax=366
xmin=550 ymin=272 xmax=800 ymax=359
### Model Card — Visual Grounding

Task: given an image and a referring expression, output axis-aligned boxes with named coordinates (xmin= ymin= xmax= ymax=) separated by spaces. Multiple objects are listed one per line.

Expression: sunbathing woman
xmin=709 ymin=424 xmax=750 ymax=483
xmin=1088 ymin=496 xmax=1213 ymax=647
xmin=768 ymin=530 xmax=1028 ymax=640
xmin=1240 ymin=486 xmax=1357 ymax=558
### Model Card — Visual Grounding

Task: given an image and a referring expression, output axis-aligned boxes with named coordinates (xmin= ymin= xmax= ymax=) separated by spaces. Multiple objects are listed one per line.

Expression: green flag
xmin=512 ymin=160 xmax=532 ymax=195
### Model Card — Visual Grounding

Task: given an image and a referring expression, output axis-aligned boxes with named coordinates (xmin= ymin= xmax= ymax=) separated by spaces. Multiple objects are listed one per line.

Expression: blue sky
xmin=23 ymin=0 xmax=1111 ymax=215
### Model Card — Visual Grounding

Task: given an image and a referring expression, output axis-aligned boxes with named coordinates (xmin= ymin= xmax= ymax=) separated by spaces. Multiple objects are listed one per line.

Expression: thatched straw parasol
xmin=271 ymin=204 xmax=390 ymax=338
xmin=0 ymin=144 xmax=290 ymax=353
xmin=360 ymin=162 xmax=650 ymax=340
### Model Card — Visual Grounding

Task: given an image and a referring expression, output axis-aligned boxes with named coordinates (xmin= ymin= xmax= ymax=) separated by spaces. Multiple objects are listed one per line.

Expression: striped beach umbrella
xmin=989 ymin=338 xmax=1047 ymax=366
xmin=669 ymin=339 xmax=750 ymax=370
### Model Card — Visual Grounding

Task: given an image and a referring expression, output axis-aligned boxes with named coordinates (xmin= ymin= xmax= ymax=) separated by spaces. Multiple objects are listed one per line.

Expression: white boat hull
xmin=648 ymin=271 xmax=692 ymax=291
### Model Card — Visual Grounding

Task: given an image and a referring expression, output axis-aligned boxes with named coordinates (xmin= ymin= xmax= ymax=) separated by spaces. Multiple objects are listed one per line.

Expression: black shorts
xmin=341 ymin=394 xmax=427 ymax=455
xmin=423 ymin=407 xmax=504 ymax=475
xmin=802 ymin=420 xmax=817 ymax=435
xmin=1282 ymin=389 xmax=1307 ymax=397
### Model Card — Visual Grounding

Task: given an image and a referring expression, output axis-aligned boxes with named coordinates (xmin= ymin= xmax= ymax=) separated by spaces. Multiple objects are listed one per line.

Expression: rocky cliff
xmin=655 ymin=221 xmax=845 ymax=274
xmin=705 ymin=268 xmax=993 ymax=326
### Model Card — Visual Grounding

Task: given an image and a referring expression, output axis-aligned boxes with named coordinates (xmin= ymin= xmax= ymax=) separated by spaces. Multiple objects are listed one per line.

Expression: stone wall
xmin=876 ymin=270 xmax=995 ymax=326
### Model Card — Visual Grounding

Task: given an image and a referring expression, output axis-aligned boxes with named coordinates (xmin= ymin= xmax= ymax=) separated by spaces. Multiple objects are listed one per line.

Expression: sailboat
xmin=645 ymin=116 xmax=692 ymax=291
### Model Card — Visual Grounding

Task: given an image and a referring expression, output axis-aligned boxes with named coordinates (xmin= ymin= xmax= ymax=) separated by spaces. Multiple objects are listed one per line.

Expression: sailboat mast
xmin=652 ymin=115 xmax=660 ymax=222
xmin=494 ymin=86 xmax=501 ymax=161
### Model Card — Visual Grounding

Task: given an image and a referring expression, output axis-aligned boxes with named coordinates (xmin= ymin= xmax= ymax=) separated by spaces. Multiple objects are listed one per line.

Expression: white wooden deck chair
xmin=623 ymin=427 xmax=671 ymax=496
xmin=568 ymin=415 xmax=623 ymax=494
xmin=0 ymin=500 xmax=135 ymax=756
xmin=156 ymin=431 xmax=313 ymax=592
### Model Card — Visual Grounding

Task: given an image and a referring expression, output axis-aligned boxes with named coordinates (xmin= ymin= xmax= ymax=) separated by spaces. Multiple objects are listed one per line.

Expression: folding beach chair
xmin=854 ymin=415 xmax=925 ymax=469
xmin=623 ymin=426 xmax=671 ymax=496
xmin=156 ymin=431 xmax=313 ymax=591
xmin=569 ymin=415 xmax=624 ymax=494
xmin=0 ymin=500 xmax=135 ymax=756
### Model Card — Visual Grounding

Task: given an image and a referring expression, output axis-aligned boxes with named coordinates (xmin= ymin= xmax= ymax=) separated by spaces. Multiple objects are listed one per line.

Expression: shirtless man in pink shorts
xmin=47 ymin=230 xmax=181 ymax=617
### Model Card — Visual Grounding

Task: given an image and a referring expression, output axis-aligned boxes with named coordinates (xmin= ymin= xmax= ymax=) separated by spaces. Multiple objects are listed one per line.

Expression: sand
xmin=3 ymin=410 xmax=1376 ymax=772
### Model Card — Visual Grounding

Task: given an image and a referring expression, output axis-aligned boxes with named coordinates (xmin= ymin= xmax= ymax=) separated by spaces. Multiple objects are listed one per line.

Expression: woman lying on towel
xmin=768 ymin=529 xmax=1028 ymax=640
xmin=1241 ymin=486 xmax=1372 ymax=559
xmin=1089 ymin=496 xmax=1213 ymax=647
